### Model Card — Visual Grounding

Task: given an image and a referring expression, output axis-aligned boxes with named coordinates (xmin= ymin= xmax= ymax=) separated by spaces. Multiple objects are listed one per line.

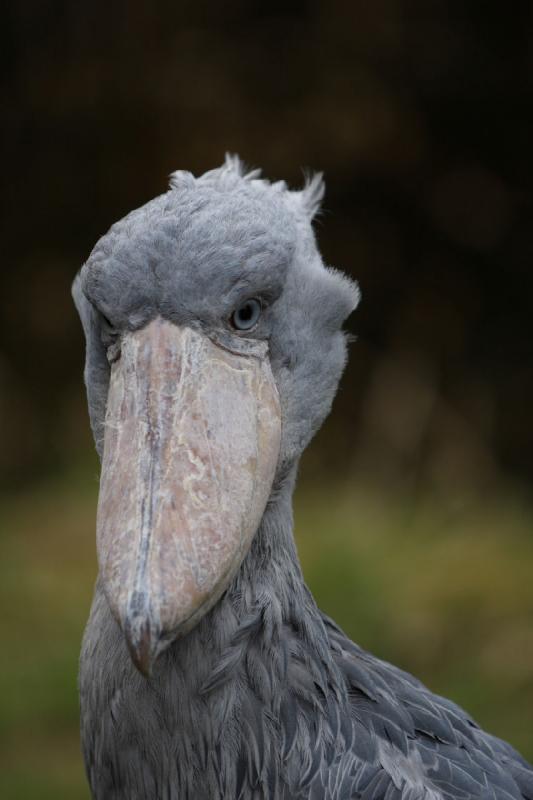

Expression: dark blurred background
xmin=2 ymin=2 xmax=533 ymax=797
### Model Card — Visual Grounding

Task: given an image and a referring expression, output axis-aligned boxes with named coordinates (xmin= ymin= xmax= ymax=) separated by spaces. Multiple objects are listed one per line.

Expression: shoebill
xmin=73 ymin=156 xmax=533 ymax=799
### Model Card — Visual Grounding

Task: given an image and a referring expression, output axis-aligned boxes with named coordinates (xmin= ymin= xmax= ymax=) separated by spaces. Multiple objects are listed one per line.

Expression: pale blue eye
xmin=231 ymin=298 xmax=262 ymax=331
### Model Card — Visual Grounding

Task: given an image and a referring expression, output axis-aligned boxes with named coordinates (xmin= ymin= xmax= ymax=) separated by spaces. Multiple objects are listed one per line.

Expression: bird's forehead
xmin=83 ymin=186 xmax=297 ymax=323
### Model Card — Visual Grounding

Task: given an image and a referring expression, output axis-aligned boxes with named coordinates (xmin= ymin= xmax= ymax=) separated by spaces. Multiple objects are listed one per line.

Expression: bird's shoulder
xmin=307 ymin=613 xmax=533 ymax=800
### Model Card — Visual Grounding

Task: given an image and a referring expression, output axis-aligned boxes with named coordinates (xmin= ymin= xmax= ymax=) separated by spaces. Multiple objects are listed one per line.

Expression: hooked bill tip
xmin=123 ymin=593 xmax=159 ymax=677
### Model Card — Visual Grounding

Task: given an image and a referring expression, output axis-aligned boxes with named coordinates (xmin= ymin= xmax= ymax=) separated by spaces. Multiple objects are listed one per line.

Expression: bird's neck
xmin=185 ymin=463 xmax=335 ymax=684
xmin=232 ymin=464 xmax=315 ymax=617
xmin=238 ymin=464 xmax=305 ymax=595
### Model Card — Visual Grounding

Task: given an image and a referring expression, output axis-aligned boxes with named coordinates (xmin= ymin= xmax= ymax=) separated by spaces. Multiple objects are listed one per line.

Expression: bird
xmin=73 ymin=155 xmax=533 ymax=800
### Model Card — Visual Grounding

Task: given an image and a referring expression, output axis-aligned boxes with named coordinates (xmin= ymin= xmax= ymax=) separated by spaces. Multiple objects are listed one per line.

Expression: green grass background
xmin=1 ymin=466 xmax=532 ymax=798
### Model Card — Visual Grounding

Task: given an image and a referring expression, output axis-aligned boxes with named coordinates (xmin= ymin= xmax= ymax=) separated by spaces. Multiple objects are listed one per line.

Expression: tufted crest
xmin=169 ymin=153 xmax=325 ymax=222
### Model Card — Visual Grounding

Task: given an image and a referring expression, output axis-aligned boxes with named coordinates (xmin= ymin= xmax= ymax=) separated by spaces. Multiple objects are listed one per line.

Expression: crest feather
xmin=224 ymin=153 xmax=262 ymax=181
xmin=168 ymin=170 xmax=196 ymax=191
xmin=299 ymin=171 xmax=325 ymax=220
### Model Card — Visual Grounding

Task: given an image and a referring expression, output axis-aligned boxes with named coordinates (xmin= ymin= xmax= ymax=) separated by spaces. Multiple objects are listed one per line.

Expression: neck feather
xmin=184 ymin=464 xmax=340 ymax=698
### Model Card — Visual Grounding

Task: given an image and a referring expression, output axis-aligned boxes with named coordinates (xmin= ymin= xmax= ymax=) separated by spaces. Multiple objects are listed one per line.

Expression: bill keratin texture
xmin=97 ymin=320 xmax=280 ymax=673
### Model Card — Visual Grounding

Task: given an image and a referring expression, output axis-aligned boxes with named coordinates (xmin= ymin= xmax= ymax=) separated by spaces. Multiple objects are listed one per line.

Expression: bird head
xmin=73 ymin=156 xmax=359 ymax=675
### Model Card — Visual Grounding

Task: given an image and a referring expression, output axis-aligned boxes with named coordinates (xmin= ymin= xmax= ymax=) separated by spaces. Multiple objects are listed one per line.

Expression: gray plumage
xmin=74 ymin=156 xmax=533 ymax=799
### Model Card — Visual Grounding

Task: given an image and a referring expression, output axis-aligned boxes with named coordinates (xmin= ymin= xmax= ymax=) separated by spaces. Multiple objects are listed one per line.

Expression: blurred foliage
xmin=1 ymin=467 xmax=532 ymax=796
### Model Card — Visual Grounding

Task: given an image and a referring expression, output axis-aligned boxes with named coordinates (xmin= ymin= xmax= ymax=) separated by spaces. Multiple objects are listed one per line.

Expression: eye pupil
xmin=239 ymin=304 xmax=253 ymax=322
xmin=231 ymin=298 xmax=261 ymax=331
